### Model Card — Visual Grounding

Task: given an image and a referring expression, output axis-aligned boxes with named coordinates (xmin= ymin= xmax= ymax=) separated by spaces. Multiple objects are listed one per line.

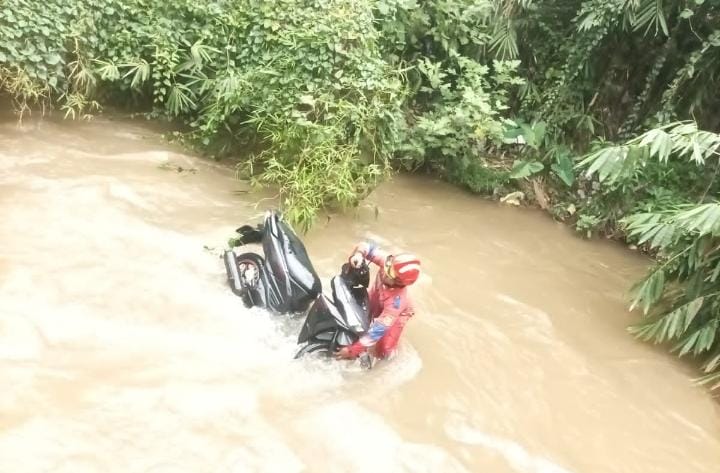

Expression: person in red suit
xmin=335 ymin=241 xmax=421 ymax=360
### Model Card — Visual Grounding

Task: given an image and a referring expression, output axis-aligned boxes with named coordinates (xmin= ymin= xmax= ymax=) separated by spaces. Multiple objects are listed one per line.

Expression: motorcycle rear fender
xmin=262 ymin=212 xmax=321 ymax=313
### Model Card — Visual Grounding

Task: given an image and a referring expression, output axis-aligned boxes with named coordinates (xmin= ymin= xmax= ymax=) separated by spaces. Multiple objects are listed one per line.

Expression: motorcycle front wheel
xmin=294 ymin=342 xmax=331 ymax=359
xmin=235 ymin=253 xmax=262 ymax=286
xmin=234 ymin=252 xmax=263 ymax=308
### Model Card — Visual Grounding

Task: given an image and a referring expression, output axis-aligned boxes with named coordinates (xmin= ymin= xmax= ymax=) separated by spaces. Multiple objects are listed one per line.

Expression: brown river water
xmin=1 ymin=116 xmax=719 ymax=472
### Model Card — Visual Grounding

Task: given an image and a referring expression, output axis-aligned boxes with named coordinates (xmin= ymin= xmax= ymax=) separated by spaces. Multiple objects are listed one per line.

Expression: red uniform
xmin=347 ymin=242 xmax=415 ymax=359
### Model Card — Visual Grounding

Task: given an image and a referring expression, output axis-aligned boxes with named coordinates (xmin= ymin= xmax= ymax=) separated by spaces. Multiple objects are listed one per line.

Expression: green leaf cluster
xmin=581 ymin=123 xmax=720 ymax=389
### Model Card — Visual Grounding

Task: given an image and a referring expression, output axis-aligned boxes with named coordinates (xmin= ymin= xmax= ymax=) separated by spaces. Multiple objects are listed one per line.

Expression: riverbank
xmin=2 ymin=116 xmax=720 ymax=472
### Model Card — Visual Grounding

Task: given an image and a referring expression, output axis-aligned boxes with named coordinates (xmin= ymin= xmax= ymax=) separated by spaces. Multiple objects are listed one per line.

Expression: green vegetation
xmin=579 ymin=122 xmax=720 ymax=390
xmin=2 ymin=0 xmax=720 ymax=384
xmin=0 ymin=0 xmax=524 ymax=229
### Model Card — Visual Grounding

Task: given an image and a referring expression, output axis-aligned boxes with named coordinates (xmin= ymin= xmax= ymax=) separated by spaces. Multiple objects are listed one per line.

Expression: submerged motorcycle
xmin=295 ymin=262 xmax=371 ymax=359
xmin=223 ymin=211 xmax=371 ymax=361
xmin=223 ymin=211 xmax=322 ymax=314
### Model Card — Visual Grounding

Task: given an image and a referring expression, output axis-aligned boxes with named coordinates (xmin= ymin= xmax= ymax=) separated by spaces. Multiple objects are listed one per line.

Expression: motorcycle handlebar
xmin=341 ymin=262 xmax=370 ymax=289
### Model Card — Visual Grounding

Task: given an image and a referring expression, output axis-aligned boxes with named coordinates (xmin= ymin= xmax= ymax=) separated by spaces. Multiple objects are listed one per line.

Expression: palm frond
xmin=697 ymin=371 xmax=720 ymax=391
xmin=490 ymin=20 xmax=519 ymax=60
xmin=93 ymin=59 xmax=120 ymax=81
xmin=630 ymin=268 xmax=666 ymax=314
xmin=578 ymin=121 xmax=720 ymax=183
xmin=120 ymin=59 xmax=151 ymax=89
xmin=624 ymin=203 xmax=720 ymax=249
xmin=630 ymin=297 xmax=704 ymax=343
xmin=672 ymin=317 xmax=718 ymax=356
xmin=629 ymin=0 xmax=668 ymax=36
xmin=176 ymin=40 xmax=219 ymax=72
xmin=167 ymin=83 xmax=197 ymax=115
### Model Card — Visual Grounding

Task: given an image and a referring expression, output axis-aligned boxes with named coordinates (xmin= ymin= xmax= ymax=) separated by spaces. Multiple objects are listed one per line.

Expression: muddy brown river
xmin=1 ymin=116 xmax=719 ymax=472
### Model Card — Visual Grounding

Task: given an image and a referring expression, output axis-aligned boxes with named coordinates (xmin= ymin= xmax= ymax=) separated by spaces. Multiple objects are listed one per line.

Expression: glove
xmin=335 ymin=347 xmax=355 ymax=360
xmin=349 ymin=252 xmax=364 ymax=269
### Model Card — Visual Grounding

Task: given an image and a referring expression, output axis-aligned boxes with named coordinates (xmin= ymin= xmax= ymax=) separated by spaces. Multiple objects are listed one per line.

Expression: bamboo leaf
xmin=633 ymin=297 xmax=704 ymax=346
xmin=695 ymin=319 xmax=718 ymax=355
xmin=646 ymin=129 xmax=672 ymax=162
xmin=650 ymin=224 xmax=676 ymax=248
xmin=675 ymin=329 xmax=701 ymax=356
xmin=696 ymin=371 xmax=720 ymax=391
xmin=676 ymin=204 xmax=720 ymax=236
xmin=703 ymin=349 xmax=720 ymax=372
xmin=630 ymin=269 xmax=666 ymax=314
xmin=636 ymin=222 xmax=664 ymax=245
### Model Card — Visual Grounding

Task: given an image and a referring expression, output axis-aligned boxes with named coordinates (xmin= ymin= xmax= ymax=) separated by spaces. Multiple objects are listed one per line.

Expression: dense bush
xmin=0 ymin=0 xmax=526 ymax=228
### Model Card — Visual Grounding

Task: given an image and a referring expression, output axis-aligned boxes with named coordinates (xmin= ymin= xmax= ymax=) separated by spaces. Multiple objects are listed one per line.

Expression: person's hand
xmin=335 ymin=347 xmax=355 ymax=360
xmin=349 ymin=252 xmax=364 ymax=269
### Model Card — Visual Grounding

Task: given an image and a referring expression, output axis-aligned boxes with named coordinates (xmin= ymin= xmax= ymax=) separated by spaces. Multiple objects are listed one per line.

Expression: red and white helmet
xmin=386 ymin=253 xmax=421 ymax=286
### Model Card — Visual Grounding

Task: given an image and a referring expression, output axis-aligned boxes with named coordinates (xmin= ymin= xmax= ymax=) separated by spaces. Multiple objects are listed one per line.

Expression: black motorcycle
xmin=224 ymin=211 xmax=372 ymax=365
xmin=223 ymin=211 xmax=322 ymax=314
xmin=295 ymin=262 xmax=371 ymax=362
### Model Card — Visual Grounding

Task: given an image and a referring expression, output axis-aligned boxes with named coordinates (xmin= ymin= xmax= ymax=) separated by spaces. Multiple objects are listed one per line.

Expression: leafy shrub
xmin=580 ymin=122 xmax=720 ymax=388
xmin=0 ymin=0 xmax=407 ymax=228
